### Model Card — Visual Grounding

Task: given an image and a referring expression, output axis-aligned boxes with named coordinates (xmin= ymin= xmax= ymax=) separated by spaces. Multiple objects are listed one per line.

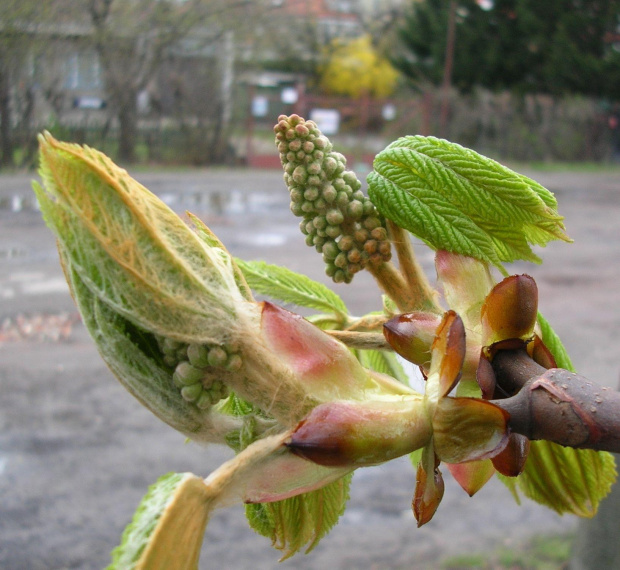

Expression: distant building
xmin=0 ymin=17 xmax=225 ymax=129
xmin=272 ymin=0 xmax=364 ymax=42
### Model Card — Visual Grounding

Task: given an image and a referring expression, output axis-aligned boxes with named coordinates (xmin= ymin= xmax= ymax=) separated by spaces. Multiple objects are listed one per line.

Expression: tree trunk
xmin=0 ymin=67 xmax=14 ymax=168
xmin=118 ymin=94 xmax=138 ymax=164
xmin=569 ymin=378 xmax=620 ymax=569
xmin=569 ymin=454 xmax=620 ymax=569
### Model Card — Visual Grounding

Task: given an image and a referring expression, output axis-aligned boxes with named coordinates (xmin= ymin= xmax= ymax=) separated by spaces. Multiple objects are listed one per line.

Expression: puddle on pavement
xmin=0 ymin=195 xmax=40 ymax=213
xmin=0 ymin=246 xmax=29 ymax=260
xmin=1 ymin=188 xmax=283 ymax=217
xmin=1 ymin=188 xmax=290 ymax=264
xmin=158 ymin=188 xmax=282 ymax=216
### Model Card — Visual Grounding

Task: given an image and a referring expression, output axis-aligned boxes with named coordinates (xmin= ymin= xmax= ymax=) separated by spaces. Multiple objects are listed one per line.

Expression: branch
xmin=386 ymin=220 xmax=442 ymax=314
xmin=326 ymin=330 xmax=390 ymax=351
xmin=491 ymin=350 xmax=620 ymax=453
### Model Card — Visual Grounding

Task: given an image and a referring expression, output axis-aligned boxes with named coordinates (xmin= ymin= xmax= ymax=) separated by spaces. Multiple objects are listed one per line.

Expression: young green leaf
xmin=357 ymin=348 xmax=409 ymax=385
xmin=245 ymin=473 xmax=352 ymax=560
xmin=498 ymin=441 xmax=617 ymax=517
xmin=56 ymin=246 xmax=234 ymax=443
xmin=367 ymin=136 xmax=571 ymax=268
xmin=536 ymin=312 xmax=575 ymax=372
xmin=108 ymin=472 xmax=211 ymax=570
xmin=34 ymin=134 xmax=246 ymax=345
xmin=236 ymin=259 xmax=348 ymax=317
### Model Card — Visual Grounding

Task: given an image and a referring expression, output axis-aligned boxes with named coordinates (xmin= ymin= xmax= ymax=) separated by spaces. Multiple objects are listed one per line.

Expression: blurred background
xmin=1 ymin=1 xmax=620 ymax=569
xmin=1 ymin=0 xmax=620 ymax=170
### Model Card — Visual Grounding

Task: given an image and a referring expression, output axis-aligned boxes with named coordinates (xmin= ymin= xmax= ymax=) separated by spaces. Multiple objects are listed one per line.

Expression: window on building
xmin=63 ymin=50 xmax=102 ymax=91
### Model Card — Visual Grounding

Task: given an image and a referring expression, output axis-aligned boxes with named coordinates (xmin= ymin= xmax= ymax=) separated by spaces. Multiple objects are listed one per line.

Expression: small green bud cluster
xmin=157 ymin=336 xmax=241 ymax=409
xmin=274 ymin=114 xmax=391 ymax=283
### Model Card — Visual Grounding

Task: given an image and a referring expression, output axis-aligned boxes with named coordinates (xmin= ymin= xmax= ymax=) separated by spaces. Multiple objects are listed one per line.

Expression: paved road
xmin=1 ymin=166 xmax=619 ymax=569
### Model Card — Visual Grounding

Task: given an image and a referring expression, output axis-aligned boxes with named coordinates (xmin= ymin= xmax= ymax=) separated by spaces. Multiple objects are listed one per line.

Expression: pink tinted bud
xmin=383 ymin=312 xmax=442 ymax=367
xmin=288 ymin=398 xmax=430 ymax=467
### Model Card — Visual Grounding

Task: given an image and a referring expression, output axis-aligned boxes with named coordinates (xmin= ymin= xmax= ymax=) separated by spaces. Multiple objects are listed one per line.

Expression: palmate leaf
xmin=245 ymin=473 xmax=352 ymax=561
xmin=499 ymin=313 xmax=616 ymax=516
xmin=367 ymin=136 xmax=571 ymax=269
xmin=499 ymin=440 xmax=617 ymax=518
xmin=236 ymin=259 xmax=348 ymax=317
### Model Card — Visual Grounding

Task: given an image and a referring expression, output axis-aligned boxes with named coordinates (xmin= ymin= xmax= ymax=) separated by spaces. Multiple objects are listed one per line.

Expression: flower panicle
xmin=274 ymin=114 xmax=391 ymax=283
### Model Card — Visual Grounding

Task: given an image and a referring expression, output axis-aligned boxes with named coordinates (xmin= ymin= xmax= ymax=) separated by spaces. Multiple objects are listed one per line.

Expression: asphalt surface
xmin=1 ymin=166 xmax=619 ymax=569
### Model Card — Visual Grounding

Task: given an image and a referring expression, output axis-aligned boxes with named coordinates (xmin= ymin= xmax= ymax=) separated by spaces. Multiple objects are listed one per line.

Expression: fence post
xmin=245 ymin=83 xmax=255 ymax=167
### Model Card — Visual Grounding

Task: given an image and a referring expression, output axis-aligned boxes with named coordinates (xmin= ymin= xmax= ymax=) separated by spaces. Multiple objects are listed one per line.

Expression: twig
xmin=326 ymin=330 xmax=391 ymax=351
xmin=491 ymin=350 xmax=620 ymax=453
xmin=387 ymin=220 xmax=442 ymax=314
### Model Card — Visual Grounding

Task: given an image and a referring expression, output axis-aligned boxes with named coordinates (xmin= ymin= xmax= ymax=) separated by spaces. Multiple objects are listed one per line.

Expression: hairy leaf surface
xmin=367 ymin=136 xmax=570 ymax=268
xmin=34 ymin=134 xmax=244 ymax=344
xmin=108 ymin=472 xmax=210 ymax=570
xmin=56 ymin=250 xmax=233 ymax=443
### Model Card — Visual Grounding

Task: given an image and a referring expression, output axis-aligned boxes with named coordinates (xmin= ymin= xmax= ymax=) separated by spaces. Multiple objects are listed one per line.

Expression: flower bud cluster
xmin=157 ymin=336 xmax=241 ymax=409
xmin=274 ymin=114 xmax=391 ymax=283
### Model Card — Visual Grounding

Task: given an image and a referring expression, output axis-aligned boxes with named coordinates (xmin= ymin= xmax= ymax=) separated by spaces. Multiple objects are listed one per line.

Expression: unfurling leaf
xmin=35 ymin=133 xmax=245 ymax=345
xmin=108 ymin=473 xmax=211 ymax=570
xmin=367 ymin=136 xmax=570 ymax=268
xmin=499 ymin=441 xmax=617 ymax=517
xmin=61 ymin=258 xmax=236 ymax=443
xmin=246 ymin=474 xmax=352 ymax=560
xmin=236 ymin=259 xmax=348 ymax=317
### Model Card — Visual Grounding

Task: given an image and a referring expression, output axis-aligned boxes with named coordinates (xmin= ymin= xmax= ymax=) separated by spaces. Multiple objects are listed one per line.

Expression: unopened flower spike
xmin=274 ymin=114 xmax=391 ymax=283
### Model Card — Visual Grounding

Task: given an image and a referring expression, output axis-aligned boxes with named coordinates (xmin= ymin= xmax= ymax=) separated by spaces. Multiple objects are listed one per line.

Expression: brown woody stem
xmin=491 ymin=350 xmax=620 ymax=453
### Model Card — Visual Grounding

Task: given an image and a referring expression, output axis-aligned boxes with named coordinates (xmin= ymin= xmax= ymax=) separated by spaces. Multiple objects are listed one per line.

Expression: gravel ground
xmin=1 ymin=166 xmax=619 ymax=569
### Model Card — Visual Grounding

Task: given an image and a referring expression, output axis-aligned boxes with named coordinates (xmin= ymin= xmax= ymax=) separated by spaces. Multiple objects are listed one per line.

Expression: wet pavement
xmin=1 ymin=166 xmax=619 ymax=569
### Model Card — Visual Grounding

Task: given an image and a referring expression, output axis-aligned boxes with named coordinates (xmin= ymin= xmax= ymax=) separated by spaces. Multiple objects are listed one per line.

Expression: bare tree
xmin=0 ymin=0 xmax=61 ymax=166
xmin=86 ymin=0 xmax=252 ymax=163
